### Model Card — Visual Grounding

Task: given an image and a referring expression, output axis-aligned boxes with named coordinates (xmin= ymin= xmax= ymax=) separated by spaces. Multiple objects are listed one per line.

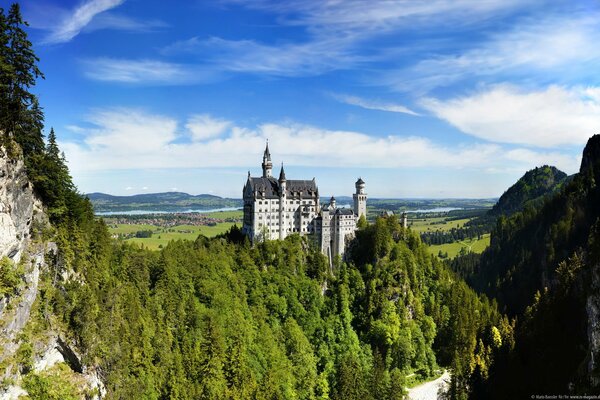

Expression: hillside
xmin=489 ymin=165 xmax=568 ymax=216
xmin=87 ymin=192 xmax=242 ymax=213
xmin=466 ymin=134 xmax=600 ymax=397
xmin=438 ymin=166 xmax=569 ymax=261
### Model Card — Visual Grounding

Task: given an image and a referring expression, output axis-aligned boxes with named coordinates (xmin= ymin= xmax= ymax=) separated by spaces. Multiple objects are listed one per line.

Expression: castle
xmin=242 ymin=143 xmax=366 ymax=258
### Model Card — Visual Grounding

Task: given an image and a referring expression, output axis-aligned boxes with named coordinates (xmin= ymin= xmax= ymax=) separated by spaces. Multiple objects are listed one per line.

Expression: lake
xmin=95 ymin=207 xmax=242 ymax=216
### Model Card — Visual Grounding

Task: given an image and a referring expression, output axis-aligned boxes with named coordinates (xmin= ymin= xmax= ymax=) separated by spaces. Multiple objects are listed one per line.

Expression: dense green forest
xmin=423 ymin=166 xmax=568 ymax=248
xmin=2 ymin=3 xmax=600 ymax=398
xmin=35 ymin=216 xmax=509 ymax=399
xmin=447 ymin=136 xmax=600 ymax=397
xmin=488 ymin=165 xmax=568 ymax=217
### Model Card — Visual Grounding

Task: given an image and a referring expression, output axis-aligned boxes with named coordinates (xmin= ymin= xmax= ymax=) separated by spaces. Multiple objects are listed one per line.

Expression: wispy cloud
xmin=422 ymin=84 xmax=600 ymax=148
xmin=44 ymin=0 xmax=125 ymax=44
xmin=186 ymin=114 xmax=232 ymax=140
xmin=163 ymin=36 xmax=364 ymax=77
xmin=160 ymin=0 xmax=531 ymax=78
xmin=61 ymin=108 xmax=580 ymax=175
xmin=85 ymin=12 xmax=167 ymax=33
xmin=331 ymin=93 xmax=420 ymax=116
xmin=81 ymin=58 xmax=220 ymax=84
xmin=224 ymin=0 xmax=530 ymax=33
xmin=386 ymin=12 xmax=600 ymax=92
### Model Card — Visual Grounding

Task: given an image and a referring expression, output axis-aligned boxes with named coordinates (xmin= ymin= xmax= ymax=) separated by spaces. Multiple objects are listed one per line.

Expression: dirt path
xmin=407 ymin=370 xmax=450 ymax=400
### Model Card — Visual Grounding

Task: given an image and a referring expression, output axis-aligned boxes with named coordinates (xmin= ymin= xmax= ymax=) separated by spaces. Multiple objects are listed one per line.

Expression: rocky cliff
xmin=0 ymin=148 xmax=105 ymax=399
xmin=0 ymin=148 xmax=44 ymax=263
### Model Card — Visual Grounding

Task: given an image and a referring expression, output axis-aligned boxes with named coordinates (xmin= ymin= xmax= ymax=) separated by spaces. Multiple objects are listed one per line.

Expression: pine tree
xmin=0 ymin=2 xmax=44 ymax=162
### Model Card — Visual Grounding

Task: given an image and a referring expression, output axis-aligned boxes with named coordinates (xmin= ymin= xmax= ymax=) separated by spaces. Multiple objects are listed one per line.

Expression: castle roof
xmin=356 ymin=177 xmax=365 ymax=185
xmin=246 ymin=176 xmax=318 ymax=199
xmin=335 ymin=208 xmax=354 ymax=216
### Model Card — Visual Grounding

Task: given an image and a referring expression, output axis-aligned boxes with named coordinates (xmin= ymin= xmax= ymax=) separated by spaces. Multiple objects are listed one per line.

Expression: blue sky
xmin=16 ymin=0 xmax=600 ymax=198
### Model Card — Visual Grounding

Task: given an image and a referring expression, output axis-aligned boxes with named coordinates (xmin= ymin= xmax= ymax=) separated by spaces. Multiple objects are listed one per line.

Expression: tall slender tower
xmin=262 ymin=141 xmax=272 ymax=178
xmin=278 ymin=163 xmax=287 ymax=240
xmin=353 ymin=177 xmax=367 ymax=219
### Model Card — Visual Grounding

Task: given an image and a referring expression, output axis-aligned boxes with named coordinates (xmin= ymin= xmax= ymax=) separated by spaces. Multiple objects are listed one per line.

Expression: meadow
xmin=429 ymin=234 xmax=491 ymax=258
xmin=106 ymin=210 xmax=242 ymax=250
xmin=109 ymin=223 xmax=236 ymax=250
xmin=408 ymin=216 xmax=472 ymax=233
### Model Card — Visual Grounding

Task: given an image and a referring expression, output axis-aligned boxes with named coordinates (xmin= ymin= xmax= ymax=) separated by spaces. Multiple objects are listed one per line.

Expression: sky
xmin=14 ymin=0 xmax=600 ymax=198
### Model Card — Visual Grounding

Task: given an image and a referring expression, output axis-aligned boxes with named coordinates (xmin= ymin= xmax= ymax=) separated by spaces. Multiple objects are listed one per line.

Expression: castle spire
xmin=279 ymin=162 xmax=286 ymax=182
xmin=263 ymin=140 xmax=271 ymax=161
xmin=262 ymin=140 xmax=273 ymax=178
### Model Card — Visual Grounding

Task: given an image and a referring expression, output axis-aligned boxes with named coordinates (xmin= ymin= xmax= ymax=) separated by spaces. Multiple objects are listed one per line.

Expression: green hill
xmin=87 ymin=191 xmax=242 ymax=213
xmin=467 ymin=134 xmax=600 ymax=397
xmin=489 ymin=165 xmax=568 ymax=216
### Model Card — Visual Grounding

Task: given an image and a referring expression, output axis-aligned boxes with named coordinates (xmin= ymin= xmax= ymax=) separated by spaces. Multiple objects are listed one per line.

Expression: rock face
xmin=0 ymin=147 xmax=44 ymax=263
xmin=0 ymin=148 xmax=105 ymax=399
xmin=587 ymin=262 xmax=600 ymax=388
xmin=580 ymin=134 xmax=600 ymax=176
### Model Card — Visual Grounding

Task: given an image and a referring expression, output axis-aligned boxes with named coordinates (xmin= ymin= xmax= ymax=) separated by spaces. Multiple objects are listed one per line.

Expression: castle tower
xmin=262 ymin=141 xmax=273 ymax=178
xmin=330 ymin=196 xmax=336 ymax=209
xmin=353 ymin=177 xmax=367 ymax=219
xmin=278 ymin=163 xmax=287 ymax=240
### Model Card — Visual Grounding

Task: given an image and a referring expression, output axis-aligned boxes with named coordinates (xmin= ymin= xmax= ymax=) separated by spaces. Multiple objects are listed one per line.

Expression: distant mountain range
xmin=87 ymin=192 xmax=242 ymax=213
xmin=88 ymin=191 xmax=497 ymax=214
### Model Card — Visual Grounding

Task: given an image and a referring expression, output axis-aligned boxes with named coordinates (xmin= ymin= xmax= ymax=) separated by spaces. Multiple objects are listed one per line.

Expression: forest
xmin=1 ymin=2 xmax=600 ymax=399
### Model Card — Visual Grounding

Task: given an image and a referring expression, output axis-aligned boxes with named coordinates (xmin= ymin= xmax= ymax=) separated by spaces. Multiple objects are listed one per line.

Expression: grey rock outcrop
xmin=587 ymin=262 xmax=600 ymax=387
xmin=0 ymin=148 xmax=105 ymax=398
xmin=0 ymin=147 xmax=44 ymax=263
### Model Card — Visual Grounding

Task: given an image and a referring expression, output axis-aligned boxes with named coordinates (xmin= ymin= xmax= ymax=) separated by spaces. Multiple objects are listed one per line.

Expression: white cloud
xmin=332 ymin=94 xmax=420 ymax=116
xmin=65 ymin=125 xmax=86 ymax=134
xmin=422 ymin=84 xmax=600 ymax=148
xmin=44 ymin=0 xmax=125 ymax=44
xmin=61 ymin=108 xmax=581 ymax=177
xmin=82 ymin=58 xmax=218 ymax=84
xmin=186 ymin=114 xmax=232 ymax=140
xmin=85 ymin=108 xmax=178 ymax=151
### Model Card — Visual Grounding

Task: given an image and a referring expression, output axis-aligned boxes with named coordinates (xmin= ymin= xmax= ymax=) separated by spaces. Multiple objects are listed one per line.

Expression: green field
xmin=200 ymin=210 xmax=243 ymax=219
xmin=429 ymin=234 xmax=491 ymax=258
xmin=107 ymin=223 xmax=157 ymax=235
xmin=109 ymin=222 xmax=237 ymax=250
xmin=409 ymin=217 xmax=471 ymax=233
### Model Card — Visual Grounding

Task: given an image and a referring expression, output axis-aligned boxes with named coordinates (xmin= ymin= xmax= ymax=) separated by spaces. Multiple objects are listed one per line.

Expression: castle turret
xmin=262 ymin=141 xmax=272 ymax=178
xmin=278 ymin=163 xmax=287 ymax=240
xmin=353 ymin=177 xmax=367 ymax=219
xmin=330 ymin=196 xmax=336 ymax=209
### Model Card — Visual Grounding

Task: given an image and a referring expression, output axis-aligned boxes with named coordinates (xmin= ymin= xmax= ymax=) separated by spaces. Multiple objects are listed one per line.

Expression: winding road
xmin=407 ymin=370 xmax=450 ymax=400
